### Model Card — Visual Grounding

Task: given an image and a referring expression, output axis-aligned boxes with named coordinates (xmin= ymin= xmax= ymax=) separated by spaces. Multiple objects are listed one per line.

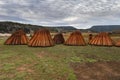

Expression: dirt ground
xmin=70 ymin=61 xmax=120 ymax=80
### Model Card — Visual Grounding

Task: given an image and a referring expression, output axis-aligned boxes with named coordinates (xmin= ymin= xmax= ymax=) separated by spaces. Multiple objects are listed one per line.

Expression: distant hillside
xmin=1 ymin=21 xmax=120 ymax=33
xmin=0 ymin=21 xmax=76 ymax=33
xmin=89 ymin=25 xmax=120 ymax=32
xmin=45 ymin=26 xmax=77 ymax=32
xmin=0 ymin=21 xmax=43 ymax=33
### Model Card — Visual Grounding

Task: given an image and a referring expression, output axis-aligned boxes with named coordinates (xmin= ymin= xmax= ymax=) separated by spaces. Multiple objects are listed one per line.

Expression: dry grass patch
xmin=16 ymin=64 xmax=34 ymax=74
xmin=70 ymin=61 xmax=120 ymax=80
xmin=35 ymin=51 xmax=48 ymax=58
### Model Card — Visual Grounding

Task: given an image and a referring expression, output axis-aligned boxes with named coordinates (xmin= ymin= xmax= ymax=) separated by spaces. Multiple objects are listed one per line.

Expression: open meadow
xmin=0 ymin=33 xmax=120 ymax=80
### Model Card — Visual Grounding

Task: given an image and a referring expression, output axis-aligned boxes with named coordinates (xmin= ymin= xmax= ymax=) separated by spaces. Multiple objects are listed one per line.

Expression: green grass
xmin=0 ymin=38 xmax=120 ymax=80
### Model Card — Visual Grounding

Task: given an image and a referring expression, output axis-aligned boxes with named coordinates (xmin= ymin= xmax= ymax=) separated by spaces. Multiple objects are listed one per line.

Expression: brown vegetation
xmin=53 ymin=33 xmax=65 ymax=44
xmin=88 ymin=34 xmax=93 ymax=42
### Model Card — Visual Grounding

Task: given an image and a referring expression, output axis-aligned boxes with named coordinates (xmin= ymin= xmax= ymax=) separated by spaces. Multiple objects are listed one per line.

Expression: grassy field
xmin=0 ymin=33 xmax=120 ymax=80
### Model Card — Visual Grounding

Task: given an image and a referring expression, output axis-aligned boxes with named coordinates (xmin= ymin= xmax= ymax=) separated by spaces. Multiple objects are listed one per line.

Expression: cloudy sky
xmin=0 ymin=0 xmax=120 ymax=29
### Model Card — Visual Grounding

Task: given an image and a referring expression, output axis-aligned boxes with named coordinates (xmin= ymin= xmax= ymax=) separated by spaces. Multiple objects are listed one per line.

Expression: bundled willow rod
xmin=65 ymin=30 xmax=86 ymax=46
xmin=89 ymin=32 xmax=114 ymax=46
xmin=115 ymin=40 xmax=120 ymax=47
xmin=28 ymin=28 xmax=54 ymax=47
xmin=4 ymin=30 xmax=29 ymax=45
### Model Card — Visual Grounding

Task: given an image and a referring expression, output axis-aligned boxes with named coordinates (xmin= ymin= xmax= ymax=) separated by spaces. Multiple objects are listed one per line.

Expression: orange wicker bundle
xmin=28 ymin=29 xmax=54 ymax=47
xmin=4 ymin=30 xmax=28 ymax=45
xmin=115 ymin=40 xmax=120 ymax=47
xmin=89 ymin=32 xmax=113 ymax=46
xmin=53 ymin=33 xmax=65 ymax=44
xmin=64 ymin=30 xmax=86 ymax=46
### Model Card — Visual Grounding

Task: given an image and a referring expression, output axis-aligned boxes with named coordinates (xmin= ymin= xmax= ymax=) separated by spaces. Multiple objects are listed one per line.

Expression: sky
xmin=0 ymin=0 xmax=120 ymax=29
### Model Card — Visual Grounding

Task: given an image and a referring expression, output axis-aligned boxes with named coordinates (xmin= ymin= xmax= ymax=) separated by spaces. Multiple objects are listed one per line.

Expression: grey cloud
xmin=0 ymin=14 xmax=29 ymax=22
xmin=0 ymin=0 xmax=120 ymax=29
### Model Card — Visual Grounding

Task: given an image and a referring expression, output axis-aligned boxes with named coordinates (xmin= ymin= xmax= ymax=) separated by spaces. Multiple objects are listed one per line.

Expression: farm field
xmin=0 ymin=33 xmax=120 ymax=80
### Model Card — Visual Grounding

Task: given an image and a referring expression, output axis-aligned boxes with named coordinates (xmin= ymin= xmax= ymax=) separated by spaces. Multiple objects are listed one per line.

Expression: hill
xmin=45 ymin=26 xmax=77 ymax=32
xmin=0 ymin=21 xmax=76 ymax=33
xmin=89 ymin=25 xmax=120 ymax=32
xmin=0 ymin=21 xmax=43 ymax=33
xmin=1 ymin=21 xmax=120 ymax=33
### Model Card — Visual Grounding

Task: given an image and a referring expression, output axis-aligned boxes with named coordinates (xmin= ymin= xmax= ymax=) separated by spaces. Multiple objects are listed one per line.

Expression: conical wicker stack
xmin=89 ymin=32 xmax=113 ymax=46
xmin=53 ymin=33 xmax=65 ymax=44
xmin=115 ymin=40 xmax=120 ymax=47
xmin=65 ymin=30 xmax=86 ymax=46
xmin=28 ymin=29 xmax=54 ymax=47
xmin=4 ymin=30 xmax=28 ymax=45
